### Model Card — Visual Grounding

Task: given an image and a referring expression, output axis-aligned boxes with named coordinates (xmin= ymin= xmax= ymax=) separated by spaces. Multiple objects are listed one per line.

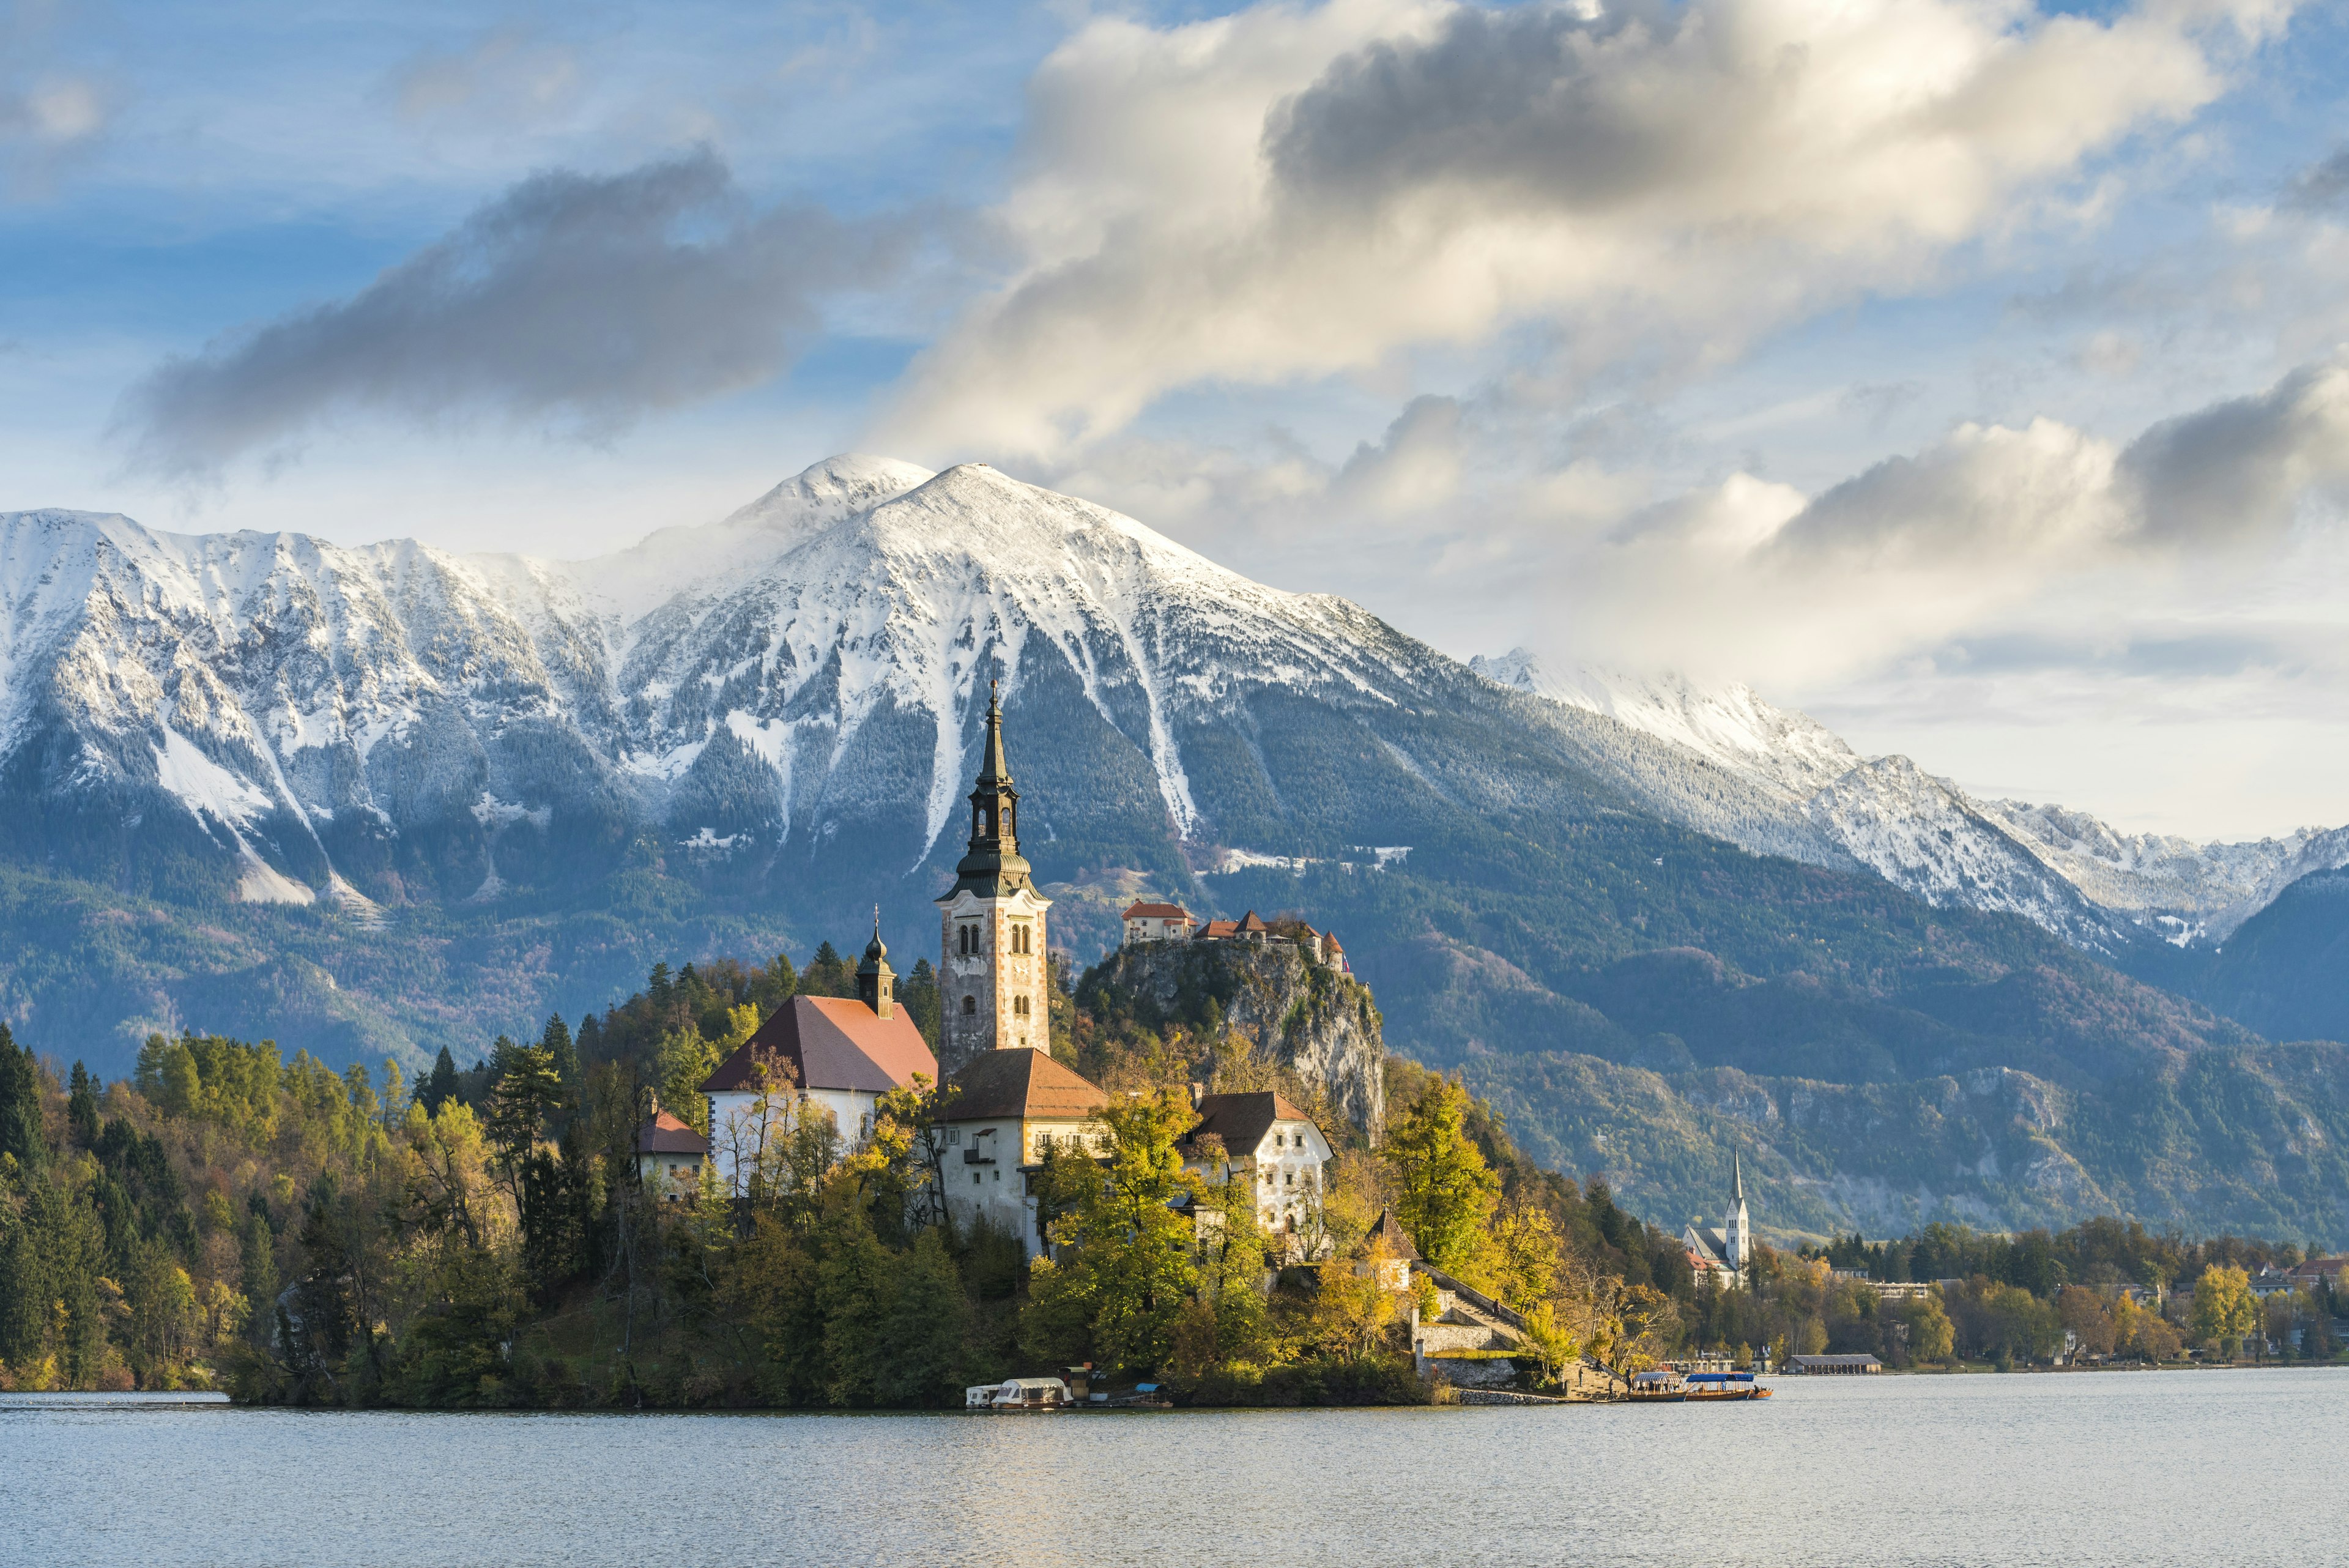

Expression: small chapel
xmin=1683 ymin=1153 xmax=1753 ymax=1287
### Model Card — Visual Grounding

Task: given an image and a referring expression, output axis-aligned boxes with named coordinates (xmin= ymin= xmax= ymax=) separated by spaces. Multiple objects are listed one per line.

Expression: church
xmin=693 ymin=681 xmax=1337 ymax=1261
xmin=1683 ymin=1153 xmax=1753 ymax=1288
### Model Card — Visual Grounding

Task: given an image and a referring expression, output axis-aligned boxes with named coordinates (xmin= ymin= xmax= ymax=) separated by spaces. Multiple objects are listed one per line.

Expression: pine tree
xmin=804 ymin=942 xmax=853 ymax=997
xmin=240 ymin=1209 xmax=276 ymax=1331
xmin=67 ymin=1060 xmax=99 ymax=1148
xmin=420 ymin=1047 xmax=459 ymax=1113
xmin=0 ymin=1023 xmax=41 ymax=1173
xmin=541 ymin=1015 xmax=580 ymax=1099
xmin=483 ymin=1037 xmax=561 ymax=1183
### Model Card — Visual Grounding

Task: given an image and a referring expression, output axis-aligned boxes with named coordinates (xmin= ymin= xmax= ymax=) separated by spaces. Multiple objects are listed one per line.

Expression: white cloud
xmin=1557 ymin=351 xmax=2349 ymax=688
xmin=875 ymin=0 xmax=2282 ymax=462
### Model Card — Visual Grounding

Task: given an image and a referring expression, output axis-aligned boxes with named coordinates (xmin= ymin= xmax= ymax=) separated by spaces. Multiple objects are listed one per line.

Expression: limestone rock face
xmin=1089 ymin=940 xmax=1386 ymax=1139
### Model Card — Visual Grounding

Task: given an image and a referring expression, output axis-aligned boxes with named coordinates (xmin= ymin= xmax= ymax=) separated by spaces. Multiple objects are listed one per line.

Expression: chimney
xmin=648 ymin=1090 xmax=661 ymax=1117
xmin=1189 ymin=1081 xmax=1205 ymax=1109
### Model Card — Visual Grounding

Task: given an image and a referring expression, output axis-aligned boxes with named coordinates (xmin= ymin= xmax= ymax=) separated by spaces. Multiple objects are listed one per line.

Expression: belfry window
xmin=962 ymin=995 xmax=977 ymax=1016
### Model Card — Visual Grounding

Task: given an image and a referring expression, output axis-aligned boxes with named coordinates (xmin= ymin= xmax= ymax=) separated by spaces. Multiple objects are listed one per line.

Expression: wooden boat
xmin=1627 ymin=1369 xmax=1772 ymax=1402
xmin=1682 ymin=1371 xmax=1771 ymax=1401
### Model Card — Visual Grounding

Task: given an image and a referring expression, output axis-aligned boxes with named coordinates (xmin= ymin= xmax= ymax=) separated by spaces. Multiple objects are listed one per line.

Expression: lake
xmin=4 ymin=1369 xmax=2341 ymax=1567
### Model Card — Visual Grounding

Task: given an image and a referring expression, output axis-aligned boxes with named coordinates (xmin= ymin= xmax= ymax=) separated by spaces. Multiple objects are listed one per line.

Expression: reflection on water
xmin=4 ymin=1370 xmax=2343 ymax=1567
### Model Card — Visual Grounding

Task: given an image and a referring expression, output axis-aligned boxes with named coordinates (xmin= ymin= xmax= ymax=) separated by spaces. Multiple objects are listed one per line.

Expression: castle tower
xmin=1729 ymin=1151 xmax=1751 ymax=1283
xmin=935 ymin=683 xmax=1052 ymax=1070
xmin=856 ymin=912 xmax=895 ymax=1019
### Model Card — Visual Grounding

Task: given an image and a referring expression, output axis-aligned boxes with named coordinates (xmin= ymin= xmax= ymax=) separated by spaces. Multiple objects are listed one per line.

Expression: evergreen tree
xmin=420 ymin=1047 xmax=459 ymax=1113
xmin=240 ymin=1209 xmax=276 ymax=1331
xmin=872 ymin=1228 xmax=970 ymax=1405
xmin=803 ymin=942 xmax=853 ymax=997
xmin=0 ymin=1024 xmax=43 ymax=1173
xmin=541 ymin=1015 xmax=580 ymax=1099
xmin=67 ymin=1060 xmax=99 ymax=1149
xmin=483 ymin=1037 xmax=562 ymax=1183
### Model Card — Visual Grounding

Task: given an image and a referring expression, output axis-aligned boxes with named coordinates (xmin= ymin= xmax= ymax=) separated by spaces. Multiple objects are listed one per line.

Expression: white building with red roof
xmin=932 ymin=1046 xmax=1110 ymax=1258
xmin=634 ymin=1105 xmax=711 ymax=1201
xmin=1121 ymin=901 xmax=1196 ymax=945
xmin=699 ymin=924 xmax=938 ymax=1191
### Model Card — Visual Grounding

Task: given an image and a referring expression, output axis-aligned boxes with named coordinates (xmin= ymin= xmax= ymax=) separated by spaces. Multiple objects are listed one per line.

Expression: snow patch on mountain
xmin=1469 ymin=647 xmax=2334 ymax=953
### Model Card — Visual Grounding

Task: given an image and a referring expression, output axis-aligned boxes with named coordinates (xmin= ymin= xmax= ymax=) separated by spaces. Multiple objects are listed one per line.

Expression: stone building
xmin=1121 ymin=901 xmax=1196 ymax=945
xmin=1176 ymin=1089 xmax=1334 ymax=1259
xmin=932 ymin=1046 xmax=1108 ymax=1258
xmin=935 ymin=684 xmax=1053 ymax=1073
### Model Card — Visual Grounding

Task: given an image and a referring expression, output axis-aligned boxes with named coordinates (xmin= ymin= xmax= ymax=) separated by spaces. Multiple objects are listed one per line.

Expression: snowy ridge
xmin=1472 ymin=647 xmax=2338 ymax=951
xmin=0 ymin=457 xmax=1419 ymax=907
xmin=1 ymin=460 xmax=2332 ymax=954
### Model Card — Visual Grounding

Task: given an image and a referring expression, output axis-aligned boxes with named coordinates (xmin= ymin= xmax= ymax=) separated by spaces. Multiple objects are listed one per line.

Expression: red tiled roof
xmin=937 ymin=1047 xmax=1107 ymax=1122
xmin=1197 ymin=920 xmax=1238 ymax=938
xmin=700 ymin=995 xmax=938 ymax=1096
xmin=1235 ymin=910 xmax=1270 ymax=933
xmin=636 ymin=1109 xmax=709 ymax=1155
xmin=1323 ymin=932 xmax=1344 ymax=954
xmin=1123 ymin=901 xmax=1192 ymax=920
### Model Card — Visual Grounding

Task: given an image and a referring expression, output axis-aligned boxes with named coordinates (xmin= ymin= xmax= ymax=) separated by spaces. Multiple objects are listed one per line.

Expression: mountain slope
xmin=0 ymin=456 xmax=2337 ymax=1241
xmin=1471 ymin=648 xmax=2348 ymax=958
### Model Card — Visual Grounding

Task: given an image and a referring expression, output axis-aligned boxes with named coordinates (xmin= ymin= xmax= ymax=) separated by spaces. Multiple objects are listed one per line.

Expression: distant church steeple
xmin=935 ymin=680 xmax=1053 ymax=1069
xmin=1729 ymin=1150 xmax=1751 ymax=1284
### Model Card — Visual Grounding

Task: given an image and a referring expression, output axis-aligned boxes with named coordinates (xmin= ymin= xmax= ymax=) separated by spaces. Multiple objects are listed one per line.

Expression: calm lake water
xmin=4 ymin=1370 xmax=2342 ymax=1567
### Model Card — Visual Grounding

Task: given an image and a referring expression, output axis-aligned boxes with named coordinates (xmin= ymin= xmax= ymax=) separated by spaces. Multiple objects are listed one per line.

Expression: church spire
xmin=856 ymin=906 xmax=895 ymax=1019
xmin=947 ymin=680 xmax=1033 ymax=899
xmin=1732 ymin=1149 xmax=1745 ymax=1206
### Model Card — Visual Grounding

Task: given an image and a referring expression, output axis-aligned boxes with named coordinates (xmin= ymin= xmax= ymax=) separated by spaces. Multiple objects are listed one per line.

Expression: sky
xmin=6 ymin=0 xmax=2349 ymax=841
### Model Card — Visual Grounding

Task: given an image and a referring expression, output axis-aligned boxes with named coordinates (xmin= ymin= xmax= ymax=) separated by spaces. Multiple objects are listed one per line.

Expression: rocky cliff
xmin=1080 ymin=939 xmax=1386 ymax=1138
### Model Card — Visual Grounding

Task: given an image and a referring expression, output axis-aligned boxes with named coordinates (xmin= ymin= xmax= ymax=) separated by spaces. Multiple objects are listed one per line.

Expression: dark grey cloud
xmin=117 ymin=149 xmax=905 ymax=476
xmin=1265 ymin=1 xmax=1676 ymax=212
xmin=2117 ymin=357 xmax=2349 ymax=544
xmin=2284 ymin=146 xmax=2349 ymax=210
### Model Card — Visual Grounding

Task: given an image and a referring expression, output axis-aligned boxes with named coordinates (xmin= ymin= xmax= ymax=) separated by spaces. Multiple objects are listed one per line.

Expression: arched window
xmin=962 ymin=995 xmax=977 ymax=1016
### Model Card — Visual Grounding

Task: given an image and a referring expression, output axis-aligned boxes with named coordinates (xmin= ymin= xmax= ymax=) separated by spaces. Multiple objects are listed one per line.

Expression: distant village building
xmin=1176 ymin=1089 xmax=1334 ymax=1259
xmin=937 ymin=685 xmax=1053 ymax=1069
xmin=933 ymin=1045 xmax=1110 ymax=1258
xmin=1683 ymin=1153 xmax=1753 ymax=1288
xmin=2286 ymin=1257 xmax=2348 ymax=1292
xmin=698 ymin=923 xmax=938 ymax=1189
xmin=634 ymin=1104 xmax=710 ymax=1200
xmin=1789 ymin=1354 xmax=1882 ymax=1374
xmin=1121 ymin=901 xmax=1196 ymax=944
xmin=1175 ymin=905 xmax=1351 ymax=972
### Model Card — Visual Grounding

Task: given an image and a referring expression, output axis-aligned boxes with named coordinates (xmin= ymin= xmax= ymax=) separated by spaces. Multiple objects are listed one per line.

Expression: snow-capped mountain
xmin=1471 ymin=648 xmax=2347 ymax=953
xmin=0 ymin=456 xmax=1506 ymax=921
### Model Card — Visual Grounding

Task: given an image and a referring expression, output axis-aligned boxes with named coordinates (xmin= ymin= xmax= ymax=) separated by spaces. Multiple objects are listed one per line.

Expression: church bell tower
xmin=1729 ymin=1151 xmax=1751 ymax=1284
xmin=935 ymin=683 xmax=1052 ymax=1071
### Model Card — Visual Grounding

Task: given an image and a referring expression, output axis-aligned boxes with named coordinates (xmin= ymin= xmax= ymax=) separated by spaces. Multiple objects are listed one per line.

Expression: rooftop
xmin=702 ymin=995 xmax=938 ymax=1096
xmin=938 ymin=1047 xmax=1108 ymax=1122
xmin=1181 ymin=1090 xmax=1316 ymax=1159
xmin=1123 ymin=901 xmax=1192 ymax=920
xmin=636 ymin=1109 xmax=710 ymax=1156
